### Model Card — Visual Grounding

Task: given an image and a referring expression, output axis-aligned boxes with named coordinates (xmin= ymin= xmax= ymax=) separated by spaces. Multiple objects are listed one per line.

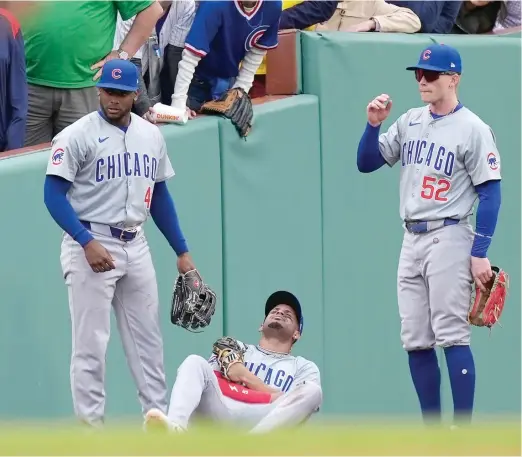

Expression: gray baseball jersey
xmin=46 ymin=111 xmax=175 ymax=425
xmin=378 ymin=105 xmax=502 ymax=221
xmin=209 ymin=341 xmax=321 ymax=393
xmin=46 ymin=111 xmax=175 ymax=227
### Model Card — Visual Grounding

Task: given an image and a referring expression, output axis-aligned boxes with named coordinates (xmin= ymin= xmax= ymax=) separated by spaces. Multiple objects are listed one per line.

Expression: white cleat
xmin=144 ymin=408 xmax=171 ymax=432
xmin=143 ymin=408 xmax=185 ymax=433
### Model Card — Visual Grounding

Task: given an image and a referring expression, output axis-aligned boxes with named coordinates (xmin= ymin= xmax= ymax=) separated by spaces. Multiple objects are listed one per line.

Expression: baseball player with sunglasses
xmin=356 ymin=44 xmax=502 ymax=426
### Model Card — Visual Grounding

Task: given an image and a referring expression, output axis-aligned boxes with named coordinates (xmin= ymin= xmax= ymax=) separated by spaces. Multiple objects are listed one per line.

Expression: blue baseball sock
xmin=444 ymin=345 xmax=476 ymax=424
xmin=408 ymin=349 xmax=441 ymax=424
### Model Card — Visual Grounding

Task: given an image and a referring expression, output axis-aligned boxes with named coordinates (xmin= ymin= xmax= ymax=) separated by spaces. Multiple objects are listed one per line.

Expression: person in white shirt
xmin=144 ymin=290 xmax=322 ymax=433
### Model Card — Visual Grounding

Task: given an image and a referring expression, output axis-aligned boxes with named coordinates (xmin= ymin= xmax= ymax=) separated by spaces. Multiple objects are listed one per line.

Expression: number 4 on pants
xmin=420 ymin=175 xmax=451 ymax=202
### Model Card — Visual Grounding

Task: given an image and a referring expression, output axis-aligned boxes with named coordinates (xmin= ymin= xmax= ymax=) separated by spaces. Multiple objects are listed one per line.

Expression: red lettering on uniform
xmin=420 ymin=175 xmax=451 ymax=202
xmin=144 ymin=187 xmax=152 ymax=209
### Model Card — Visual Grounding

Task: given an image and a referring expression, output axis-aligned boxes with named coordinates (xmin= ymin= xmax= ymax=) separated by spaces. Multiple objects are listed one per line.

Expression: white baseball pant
xmin=167 ymin=355 xmax=322 ymax=432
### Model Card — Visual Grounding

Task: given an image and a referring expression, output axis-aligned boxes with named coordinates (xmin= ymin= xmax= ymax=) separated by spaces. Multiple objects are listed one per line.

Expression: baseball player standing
xmin=144 ymin=291 xmax=322 ymax=433
xmin=356 ymin=44 xmax=502 ymax=426
xmin=43 ymin=59 xmax=197 ymax=427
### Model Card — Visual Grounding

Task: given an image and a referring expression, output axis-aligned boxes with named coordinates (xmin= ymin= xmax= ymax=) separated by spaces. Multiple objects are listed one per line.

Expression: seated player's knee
xmin=178 ymin=354 xmax=209 ymax=372
xmin=289 ymin=382 xmax=323 ymax=412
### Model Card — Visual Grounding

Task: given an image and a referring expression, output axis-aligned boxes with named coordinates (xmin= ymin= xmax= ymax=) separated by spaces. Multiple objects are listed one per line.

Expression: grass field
xmin=0 ymin=418 xmax=520 ymax=456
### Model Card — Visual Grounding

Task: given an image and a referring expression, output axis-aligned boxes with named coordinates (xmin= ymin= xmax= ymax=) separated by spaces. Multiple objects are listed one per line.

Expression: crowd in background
xmin=0 ymin=0 xmax=520 ymax=154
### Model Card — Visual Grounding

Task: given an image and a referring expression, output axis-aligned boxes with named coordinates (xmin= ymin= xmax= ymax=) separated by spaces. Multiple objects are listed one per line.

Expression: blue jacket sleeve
xmin=387 ymin=0 xmax=443 ymax=32
xmin=471 ymin=179 xmax=501 ymax=258
xmin=149 ymin=181 xmax=189 ymax=256
xmin=279 ymin=1 xmax=337 ymax=30
xmin=7 ymin=23 xmax=27 ymax=151
xmin=432 ymin=1 xmax=461 ymax=34
xmin=44 ymin=175 xmax=94 ymax=247
xmin=357 ymin=123 xmax=387 ymax=173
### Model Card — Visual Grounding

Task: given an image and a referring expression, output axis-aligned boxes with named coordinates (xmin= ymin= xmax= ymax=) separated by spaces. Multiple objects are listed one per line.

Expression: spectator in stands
xmin=20 ymin=0 xmax=163 ymax=148
xmin=452 ymin=0 xmax=503 ymax=33
xmin=251 ymin=0 xmax=337 ymax=98
xmin=279 ymin=1 xmax=338 ymax=30
xmin=113 ymin=13 xmax=152 ymax=119
xmin=157 ymin=0 xmax=198 ymax=106
xmin=171 ymin=1 xmax=282 ymax=117
xmin=387 ymin=0 xmax=461 ymax=33
xmin=468 ymin=0 xmax=522 ymax=31
xmin=0 ymin=6 xmax=27 ymax=152
xmin=315 ymin=0 xmax=421 ymax=33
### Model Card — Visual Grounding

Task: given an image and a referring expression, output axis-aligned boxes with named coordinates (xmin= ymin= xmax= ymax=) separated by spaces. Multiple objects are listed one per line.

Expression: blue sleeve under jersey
xmin=471 ymin=179 xmax=501 ymax=258
xmin=43 ymin=175 xmax=94 ymax=247
xmin=184 ymin=1 xmax=223 ymax=57
xmin=150 ymin=181 xmax=189 ymax=256
xmin=356 ymin=123 xmax=387 ymax=173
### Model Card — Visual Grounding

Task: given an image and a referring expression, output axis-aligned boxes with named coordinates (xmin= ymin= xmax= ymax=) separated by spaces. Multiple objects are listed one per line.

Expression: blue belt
xmin=81 ymin=221 xmax=139 ymax=241
xmin=405 ymin=218 xmax=460 ymax=234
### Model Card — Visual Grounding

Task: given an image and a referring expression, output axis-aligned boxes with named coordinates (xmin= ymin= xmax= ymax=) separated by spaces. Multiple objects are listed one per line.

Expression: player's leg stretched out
xmin=145 ymin=292 xmax=323 ymax=433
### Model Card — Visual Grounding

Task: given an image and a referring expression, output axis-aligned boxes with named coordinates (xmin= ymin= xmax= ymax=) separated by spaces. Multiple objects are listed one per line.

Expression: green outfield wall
xmin=0 ymin=32 xmax=519 ymax=422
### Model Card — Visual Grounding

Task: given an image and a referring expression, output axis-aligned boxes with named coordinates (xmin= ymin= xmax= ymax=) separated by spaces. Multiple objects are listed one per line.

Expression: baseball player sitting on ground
xmin=43 ymin=59 xmax=200 ymax=427
xmin=144 ymin=290 xmax=322 ymax=433
xmin=169 ymin=0 xmax=282 ymax=118
xmin=356 ymin=44 xmax=502 ymax=426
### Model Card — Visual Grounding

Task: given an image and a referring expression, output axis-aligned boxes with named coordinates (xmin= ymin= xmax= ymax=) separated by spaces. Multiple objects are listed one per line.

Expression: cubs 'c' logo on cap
xmin=52 ymin=148 xmax=64 ymax=166
xmin=422 ymin=50 xmax=431 ymax=60
xmin=112 ymin=68 xmax=122 ymax=79
xmin=487 ymin=152 xmax=499 ymax=170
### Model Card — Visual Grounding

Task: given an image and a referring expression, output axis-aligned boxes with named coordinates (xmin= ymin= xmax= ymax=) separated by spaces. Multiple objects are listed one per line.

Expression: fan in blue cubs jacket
xmin=170 ymin=0 xmax=282 ymax=116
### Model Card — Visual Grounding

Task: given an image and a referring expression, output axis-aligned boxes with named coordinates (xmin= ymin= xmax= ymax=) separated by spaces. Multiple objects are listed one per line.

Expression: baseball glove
xmin=468 ymin=266 xmax=509 ymax=328
xmin=171 ymin=269 xmax=217 ymax=333
xmin=200 ymin=87 xmax=253 ymax=138
xmin=212 ymin=336 xmax=246 ymax=380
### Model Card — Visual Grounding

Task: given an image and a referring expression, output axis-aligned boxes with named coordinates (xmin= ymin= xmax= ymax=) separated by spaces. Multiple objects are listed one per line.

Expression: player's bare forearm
xmin=233 ymin=366 xmax=280 ymax=394
xmin=120 ymin=2 xmax=163 ymax=57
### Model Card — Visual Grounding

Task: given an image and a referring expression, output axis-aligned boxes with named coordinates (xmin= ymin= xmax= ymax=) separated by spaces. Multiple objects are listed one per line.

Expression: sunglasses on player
xmin=415 ymin=69 xmax=458 ymax=83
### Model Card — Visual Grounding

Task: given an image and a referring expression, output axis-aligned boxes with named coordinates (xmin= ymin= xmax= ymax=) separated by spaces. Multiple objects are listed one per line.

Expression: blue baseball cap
xmin=406 ymin=44 xmax=462 ymax=74
xmin=265 ymin=290 xmax=304 ymax=336
xmin=96 ymin=59 xmax=139 ymax=92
